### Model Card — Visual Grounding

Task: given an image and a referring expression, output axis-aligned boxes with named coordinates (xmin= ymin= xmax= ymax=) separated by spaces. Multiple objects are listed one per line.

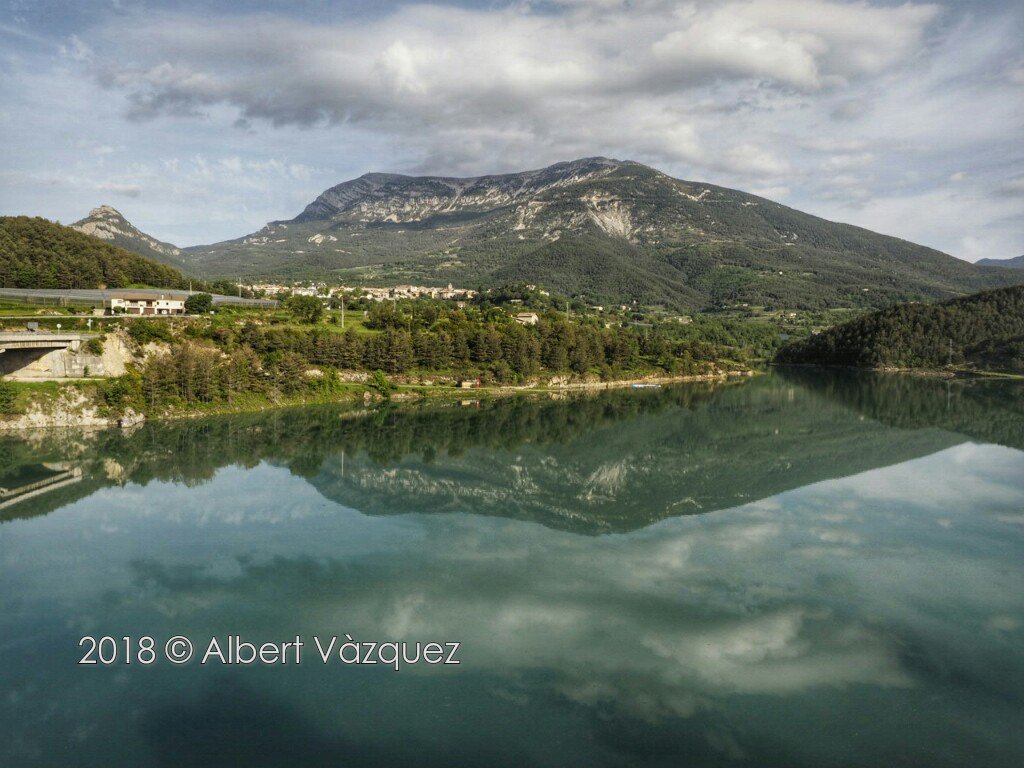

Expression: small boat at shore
xmin=630 ymin=383 xmax=661 ymax=389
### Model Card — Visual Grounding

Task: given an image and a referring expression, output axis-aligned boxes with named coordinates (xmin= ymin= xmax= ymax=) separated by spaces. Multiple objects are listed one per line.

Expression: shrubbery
xmin=184 ymin=293 xmax=213 ymax=314
xmin=0 ymin=378 xmax=17 ymax=414
xmin=128 ymin=319 xmax=174 ymax=345
xmin=370 ymin=370 xmax=395 ymax=398
xmin=286 ymin=295 xmax=324 ymax=324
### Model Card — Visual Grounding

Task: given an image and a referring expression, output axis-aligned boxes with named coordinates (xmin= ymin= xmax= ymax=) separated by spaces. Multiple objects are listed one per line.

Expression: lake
xmin=1 ymin=370 xmax=1023 ymax=767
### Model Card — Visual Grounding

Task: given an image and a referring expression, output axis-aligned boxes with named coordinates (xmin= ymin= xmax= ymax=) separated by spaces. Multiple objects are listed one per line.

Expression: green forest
xmin=97 ymin=304 xmax=739 ymax=413
xmin=775 ymin=285 xmax=1024 ymax=373
xmin=0 ymin=216 xmax=186 ymax=290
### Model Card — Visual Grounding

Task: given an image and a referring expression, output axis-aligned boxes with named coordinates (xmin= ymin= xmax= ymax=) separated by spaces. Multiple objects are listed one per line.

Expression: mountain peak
xmin=89 ymin=204 xmax=125 ymax=218
xmin=72 ymin=206 xmax=184 ymax=266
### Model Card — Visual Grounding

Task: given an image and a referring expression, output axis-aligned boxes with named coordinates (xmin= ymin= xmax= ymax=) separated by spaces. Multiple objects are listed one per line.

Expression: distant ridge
xmin=776 ymin=284 xmax=1024 ymax=374
xmin=976 ymin=255 xmax=1024 ymax=270
xmin=181 ymin=157 xmax=1024 ymax=310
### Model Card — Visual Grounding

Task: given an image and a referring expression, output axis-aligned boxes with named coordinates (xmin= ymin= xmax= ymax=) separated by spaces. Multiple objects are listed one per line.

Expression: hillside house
xmin=514 ymin=312 xmax=540 ymax=326
xmin=106 ymin=292 xmax=186 ymax=316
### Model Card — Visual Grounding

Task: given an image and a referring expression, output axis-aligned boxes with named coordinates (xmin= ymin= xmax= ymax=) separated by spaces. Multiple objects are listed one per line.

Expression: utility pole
xmin=565 ymin=301 xmax=570 ymax=320
xmin=948 ymin=338 xmax=953 ymax=367
xmin=341 ymin=295 xmax=345 ymax=329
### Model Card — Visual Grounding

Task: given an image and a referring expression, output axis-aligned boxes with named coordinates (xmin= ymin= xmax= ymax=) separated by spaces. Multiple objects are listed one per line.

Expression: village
xmin=251 ymin=282 xmax=480 ymax=303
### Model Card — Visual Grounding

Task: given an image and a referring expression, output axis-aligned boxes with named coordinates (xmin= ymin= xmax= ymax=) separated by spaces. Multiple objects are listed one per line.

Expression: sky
xmin=0 ymin=0 xmax=1021 ymax=259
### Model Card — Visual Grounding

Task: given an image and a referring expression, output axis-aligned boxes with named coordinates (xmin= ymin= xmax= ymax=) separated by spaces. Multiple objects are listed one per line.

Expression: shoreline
xmin=772 ymin=362 xmax=1024 ymax=381
xmin=0 ymin=369 xmax=757 ymax=432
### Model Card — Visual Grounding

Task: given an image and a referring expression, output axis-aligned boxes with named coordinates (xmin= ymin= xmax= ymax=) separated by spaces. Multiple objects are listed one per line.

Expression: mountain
xmin=977 ymin=255 xmax=1024 ymax=269
xmin=775 ymin=285 xmax=1024 ymax=374
xmin=182 ymin=157 xmax=1023 ymax=310
xmin=0 ymin=216 xmax=187 ymax=290
xmin=71 ymin=205 xmax=187 ymax=270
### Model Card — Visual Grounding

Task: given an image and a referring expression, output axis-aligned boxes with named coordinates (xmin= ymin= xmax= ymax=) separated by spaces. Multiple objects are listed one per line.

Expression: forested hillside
xmin=0 ymin=216 xmax=186 ymax=290
xmin=775 ymin=285 xmax=1024 ymax=373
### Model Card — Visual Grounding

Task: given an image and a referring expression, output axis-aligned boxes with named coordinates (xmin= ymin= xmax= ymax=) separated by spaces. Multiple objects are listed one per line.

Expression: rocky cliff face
xmin=71 ymin=206 xmax=185 ymax=269
xmin=261 ymin=157 xmax=705 ymax=247
xmin=294 ymin=158 xmax=625 ymax=224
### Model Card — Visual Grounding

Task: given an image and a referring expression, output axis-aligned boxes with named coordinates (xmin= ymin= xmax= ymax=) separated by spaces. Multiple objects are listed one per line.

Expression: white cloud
xmin=799 ymin=137 xmax=871 ymax=153
xmin=58 ymin=33 xmax=92 ymax=62
xmin=824 ymin=152 xmax=875 ymax=171
xmin=811 ymin=183 xmax=1024 ymax=260
xmin=83 ymin=1 xmax=940 ymax=173
xmin=999 ymin=177 xmax=1024 ymax=197
xmin=721 ymin=142 xmax=792 ymax=175
xmin=95 ymin=181 xmax=141 ymax=197
xmin=0 ymin=0 xmax=1021 ymax=255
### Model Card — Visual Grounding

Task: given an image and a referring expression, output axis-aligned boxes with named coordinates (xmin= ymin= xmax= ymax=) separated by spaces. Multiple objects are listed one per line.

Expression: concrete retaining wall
xmin=0 ymin=333 xmax=133 ymax=380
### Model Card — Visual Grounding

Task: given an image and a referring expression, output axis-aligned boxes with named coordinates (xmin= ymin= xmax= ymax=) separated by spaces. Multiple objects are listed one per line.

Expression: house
xmin=514 ymin=312 xmax=539 ymax=326
xmin=106 ymin=292 xmax=186 ymax=316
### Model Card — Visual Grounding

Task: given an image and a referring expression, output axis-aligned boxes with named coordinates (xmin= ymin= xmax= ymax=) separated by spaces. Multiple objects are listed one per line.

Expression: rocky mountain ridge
xmin=71 ymin=205 xmax=185 ymax=269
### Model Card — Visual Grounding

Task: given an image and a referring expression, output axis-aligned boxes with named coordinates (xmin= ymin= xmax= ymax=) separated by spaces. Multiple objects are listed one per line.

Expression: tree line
xmin=775 ymin=285 xmax=1024 ymax=372
xmin=101 ymin=310 xmax=729 ymax=411
xmin=0 ymin=216 xmax=187 ymax=290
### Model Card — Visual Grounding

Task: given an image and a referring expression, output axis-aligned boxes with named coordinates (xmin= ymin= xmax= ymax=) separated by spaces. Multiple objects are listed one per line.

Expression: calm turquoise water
xmin=2 ymin=371 xmax=1023 ymax=767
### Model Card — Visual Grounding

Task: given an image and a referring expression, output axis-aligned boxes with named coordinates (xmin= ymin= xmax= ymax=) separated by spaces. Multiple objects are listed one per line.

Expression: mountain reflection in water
xmin=3 ymin=370 xmax=1023 ymax=533
xmin=1 ymin=370 xmax=1022 ymax=768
